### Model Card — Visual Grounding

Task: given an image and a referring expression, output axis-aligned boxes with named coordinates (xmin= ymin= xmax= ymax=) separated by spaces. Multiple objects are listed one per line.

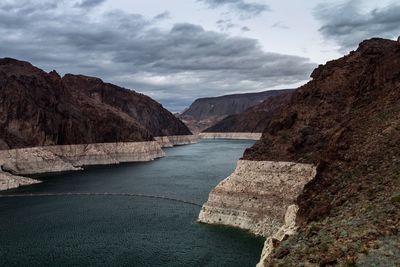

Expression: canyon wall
xmin=155 ymin=135 xmax=199 ymax=147
xmin=198 ymin=160 xmax=316 ymax=236
xmin=0 ymin=141 xmax=165 ymax=176
xmin=180 ymin=89 xmax=291 ymax=133
xmin=0 ymin=141 xmax=165 ymax=191
xmin=198 ymin=160 xmax=316 ymax=266
xmin=199 ymin=132 xmax=262 ymax=140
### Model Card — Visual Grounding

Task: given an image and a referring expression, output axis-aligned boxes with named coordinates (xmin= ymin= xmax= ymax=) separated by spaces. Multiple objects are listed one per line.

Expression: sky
xmin=1 ymin=0 xmax=399 ymax=112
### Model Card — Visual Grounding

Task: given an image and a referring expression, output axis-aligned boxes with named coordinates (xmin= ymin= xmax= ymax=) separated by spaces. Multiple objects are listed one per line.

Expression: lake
xmin=0 ymin=140 xmax=263 ymax=267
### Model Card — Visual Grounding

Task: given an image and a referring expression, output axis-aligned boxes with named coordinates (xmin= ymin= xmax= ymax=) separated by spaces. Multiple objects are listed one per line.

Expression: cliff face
xmin=198 ymin=160 xmax=316 ymax=237
xmin=0 ymin=58 xmax=191 ymax=150
xmin=242 ymin=38 xmax=400 ymax=265
xmin=179 ymin=89 xmax=291 ymax=133
xmin=62 ymin=74 xmax=191 ymax=137
xmin=204 ymin=91 xmax=293 ymax=133
xmin=0 ymin=142 xmax=165 ymax=176
xmin=0 ymin=58 xmax=150 ymax=149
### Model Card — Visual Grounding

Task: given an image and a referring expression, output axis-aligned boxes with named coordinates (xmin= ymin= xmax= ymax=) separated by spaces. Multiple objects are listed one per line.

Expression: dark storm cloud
xmin=314 ymin=0 xmax=400 ymax=51
xmin=0 ymin=0 xmax=314 ymax=111
xmin=199 ymin=0 xmax=269 ymax=18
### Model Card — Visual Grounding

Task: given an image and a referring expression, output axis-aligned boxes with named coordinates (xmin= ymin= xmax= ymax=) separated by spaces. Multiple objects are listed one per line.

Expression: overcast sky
xmin=1 ymin=0 xmax=399 ymax=112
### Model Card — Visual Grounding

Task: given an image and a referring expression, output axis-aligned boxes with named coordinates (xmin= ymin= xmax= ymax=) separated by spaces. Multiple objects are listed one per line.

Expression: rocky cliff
xmin=179 ymin=89 xmax=291 ymax=133
xmin=0 ymin=58 xmax=191 ymax=151
xmin=0 ymin=141 xmax=165 ymax=176
xmin=0 ymin=58 xmax=194 ymax=191
xmin=198 ymin=160 xmax=316 ymax=236
xmin=200 ymin=38 xmax=400 ymax=266
xmin=204 ymin=91 xmax=293 ymax=133
xmin=62 ymin=74 xmax=191 ymax=137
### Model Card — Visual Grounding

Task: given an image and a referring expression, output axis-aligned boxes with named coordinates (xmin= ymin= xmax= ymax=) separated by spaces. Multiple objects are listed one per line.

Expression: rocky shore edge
xmin=198 ymin=160 xmax=316 ymax=266
xmin=199 ymin=132 xmax=262 ymax=140
xmin=0 ymin=135 xmax=197 ymax=192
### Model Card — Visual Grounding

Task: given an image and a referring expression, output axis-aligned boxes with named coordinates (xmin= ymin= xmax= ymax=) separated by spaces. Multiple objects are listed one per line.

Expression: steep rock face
xmin=0 ymin=58 xmax=151 ymax=149
xmin=0 ymin=142 xmax=164 ymax=176
xmin=198 ymin=160 xmax=316 ymax=236
xmin=0 ymin=58 xmax=192 ymax=150
xmin=204 ymin=91 xmax=293 ymax=133
xmin=62 ymin=74 xmax=191 ymax=137
xmin=180 ymin=89 xmax=291 ymax=133
xmin=240 ymin=38 xmax=400 ymax=265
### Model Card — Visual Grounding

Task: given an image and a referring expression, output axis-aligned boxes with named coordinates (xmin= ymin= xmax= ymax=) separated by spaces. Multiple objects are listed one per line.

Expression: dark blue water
xmin=0 ymin=140 xmax=263 ymax=267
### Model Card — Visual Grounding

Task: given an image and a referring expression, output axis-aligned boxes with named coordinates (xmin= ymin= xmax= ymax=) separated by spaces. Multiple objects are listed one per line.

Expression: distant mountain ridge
xmin=0 ymin=58 xmax=191 ymax=150
xmin=180 ymin=89 xmax=292 ymax=133
xmin=204 ymin=91 xmax=293 ymax=133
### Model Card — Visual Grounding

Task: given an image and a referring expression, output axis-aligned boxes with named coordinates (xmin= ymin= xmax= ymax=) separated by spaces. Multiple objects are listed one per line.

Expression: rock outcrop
xmin=198 ymin=160 xmax=316 ymax=236
xmin=179 ymin=90 xmax=291 ymax=133
xmin=199 ymin=132 xmax=262 ymax=140
xmin=256 ymin=205 xmax=299 ymax=267
xmin=0 ymin=171 xmax=41 ymax=191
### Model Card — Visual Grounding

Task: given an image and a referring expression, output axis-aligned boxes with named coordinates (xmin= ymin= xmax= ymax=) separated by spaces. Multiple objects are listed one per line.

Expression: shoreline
xmin=199 ymin=132 xmax=262 ymax=140
xmin=0 ymin=135 xmax=197 ymax=192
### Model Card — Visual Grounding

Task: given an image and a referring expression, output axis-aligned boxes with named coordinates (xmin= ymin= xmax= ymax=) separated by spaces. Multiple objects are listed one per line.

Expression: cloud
xmin=153 ymin=11 xmax=171 ymax=21
xmin=314 ymin=0 xmax=400 ymax=51
xmin=74 ymin=0 xmax=106 ymax=9
xmin=271 ymin=21 xmax=289 ymax=30
xmin=0 ymin=0 xmax=314 ymax=112
xmin=199 ymin=0 xmax=269 ymax=19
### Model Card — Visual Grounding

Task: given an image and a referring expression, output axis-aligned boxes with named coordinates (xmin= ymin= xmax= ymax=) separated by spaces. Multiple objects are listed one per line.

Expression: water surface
xmin=0 ymin=140 xmax=263 ymax=267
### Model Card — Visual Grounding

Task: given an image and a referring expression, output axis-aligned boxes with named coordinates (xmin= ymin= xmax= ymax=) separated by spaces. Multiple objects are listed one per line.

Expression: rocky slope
xmin=0 ymin=58 xmax=191 ymax=150
xmin=204 ymin=91 xmax=293 ymax=133
xmin=200 ymin=38 xmax=400 ymax=266
xmin=179 ymin=89 xmax=291 ymax=133
xmin=62 ymin=74 xmax=191 ymax=137
xmin=252 ymin=38 xmax=400 ymax=266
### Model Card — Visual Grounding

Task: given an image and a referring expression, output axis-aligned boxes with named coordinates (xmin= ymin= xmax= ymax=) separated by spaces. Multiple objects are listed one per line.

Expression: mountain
xmin=204 ymin=91 xmax=293 ymax=133
xmin=243 ymin=38 xmax=400 ymax=265
xmin=179 ymin=89 xmax=292 ymax=133
xmin=62 ymin=74 xmax=191 ymax=137
xmin=0 ymin=58 xmax=191 ymax=150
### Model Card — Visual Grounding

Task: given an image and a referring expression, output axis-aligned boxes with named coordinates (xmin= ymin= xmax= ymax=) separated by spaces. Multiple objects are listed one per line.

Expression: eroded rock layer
xmin=154 ymin=135 xmax=199 ymax=148
xmin=198 ymin=160 xmax=316 ymax=236
xmin=199 ymin=132 xmax=262 ymax=140
xmin=0 ymin=171 xmax=41 ymax=191
xmin=0 ymin=141 xmax=164 ymax=176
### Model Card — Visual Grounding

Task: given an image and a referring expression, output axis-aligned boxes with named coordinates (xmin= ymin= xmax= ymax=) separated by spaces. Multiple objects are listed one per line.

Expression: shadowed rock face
xmin=0 ymin=58 xmax=191 ymax=150
xmin=204 ymin=91 xmax=293 ymax=133
xmin=241 ymin=38 xmax=400 ymax=265
xmin=62 ymin=74 xmax=191 ymax=137
xmin=179 ymin=89 xmax=292 ymax=133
